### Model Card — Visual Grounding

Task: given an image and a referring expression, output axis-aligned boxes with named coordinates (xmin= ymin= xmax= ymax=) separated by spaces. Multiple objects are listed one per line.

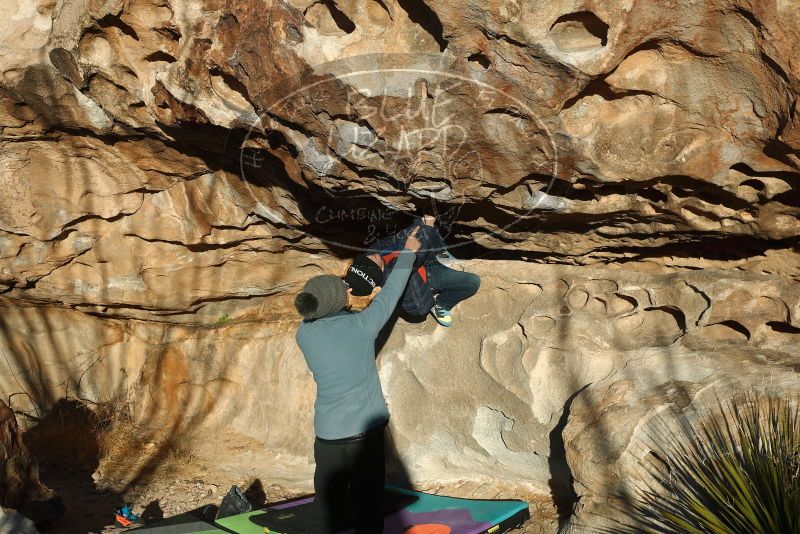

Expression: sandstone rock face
xmin=3 ymin=262 xmax=800 ymax=529
xmin=2 ymin=0 xmax=800 ymax=301
xmin=1 ymin=0 xmax=800 ymax=530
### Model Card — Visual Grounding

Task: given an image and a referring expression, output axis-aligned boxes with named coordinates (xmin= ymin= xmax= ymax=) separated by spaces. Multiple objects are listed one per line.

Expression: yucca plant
xmin=613 ymin=394 xmax=800 ymax=534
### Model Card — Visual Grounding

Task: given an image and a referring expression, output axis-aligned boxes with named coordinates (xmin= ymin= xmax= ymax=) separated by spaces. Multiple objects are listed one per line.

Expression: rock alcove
xmin=550 ymin=11 xmax=609 ymax=52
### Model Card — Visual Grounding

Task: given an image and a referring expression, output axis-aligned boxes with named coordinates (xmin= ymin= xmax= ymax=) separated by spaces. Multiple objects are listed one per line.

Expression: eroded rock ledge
xmin=2 ymin=0 xmax=800 ymax=318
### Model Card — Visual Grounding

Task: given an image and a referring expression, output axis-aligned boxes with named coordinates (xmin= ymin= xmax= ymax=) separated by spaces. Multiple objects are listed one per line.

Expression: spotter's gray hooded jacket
xmin=295 ymin=249 xmax=414 ymax=440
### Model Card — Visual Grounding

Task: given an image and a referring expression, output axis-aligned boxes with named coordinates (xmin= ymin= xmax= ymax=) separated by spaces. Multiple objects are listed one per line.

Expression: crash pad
xmin=217 ymin=487 xmax=529 ymax=534
xmin=132 ymin=487 xmax=529 ymax=534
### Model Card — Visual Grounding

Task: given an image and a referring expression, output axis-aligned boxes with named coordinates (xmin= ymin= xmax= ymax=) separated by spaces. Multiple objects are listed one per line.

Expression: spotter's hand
xmin=404 ymin=226 xmax=422 ymax=253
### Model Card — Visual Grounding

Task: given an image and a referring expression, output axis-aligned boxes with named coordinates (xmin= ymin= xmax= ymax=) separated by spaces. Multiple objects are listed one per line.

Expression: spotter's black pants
xmin=313 ymin=427 xmax=385 ymax=533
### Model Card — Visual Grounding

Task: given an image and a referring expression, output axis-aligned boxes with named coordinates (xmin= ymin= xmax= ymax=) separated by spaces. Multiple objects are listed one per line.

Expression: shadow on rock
xmin=140 ymin=499 xmax=164 ymax=524
xmin=22 ymin=399 xmax=119 ymax=533
xmin=0 ymin=399 xmax=63 ymax=530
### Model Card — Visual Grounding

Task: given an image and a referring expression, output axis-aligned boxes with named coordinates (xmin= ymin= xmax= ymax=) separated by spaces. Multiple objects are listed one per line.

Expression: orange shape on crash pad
xmin=404 ymin=524 xmax=452 ymax=534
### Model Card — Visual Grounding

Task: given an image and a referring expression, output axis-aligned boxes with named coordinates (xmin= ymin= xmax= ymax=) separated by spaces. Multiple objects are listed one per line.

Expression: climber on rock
xmin=294 ymin=227 xmax=421 ymax=534
xmin=343 ymin=213 xmax=481 ymax=327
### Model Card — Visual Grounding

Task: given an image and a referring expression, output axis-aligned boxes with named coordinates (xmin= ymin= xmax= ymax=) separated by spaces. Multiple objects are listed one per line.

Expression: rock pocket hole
xmin=305 ymin=0 xmax=356 ymax=35
xmin=645 ymin=306 xmax=687 ymax=335
xmin=143 ymin=50 xmax=177 ymax=64
xmin=325 ymin=0 xmax=356 ymax=33
xmin=772 ymin=189 xmax=800 ymax=208
xmin=708 ymin=320 xmax=751 ymax=340
xmin=638 ymin=187 xmax=669 ymax=204
xmin=671 ymin=186 xmax=692 ymax=199
xmin=766 ymin=321 xmax=800 ymax=335
xmin=467 ymin=52 xmax=491 ymax=70
xmin=209 ymin=67 xmax=251 ymax=104
xmin=396 ymin=0 xmax=448 ymax=51
xmin=97 ymin=14 xmax=140 ymax=40
xmin=550 ymin=11 xmax=609 ymax=52
xmin=373 ymin=0 xmax=392 ymax=17
xmin=740 ymin=179 xmax=765 ymax=192
xmin=550 ymin=180 xmax=596 ymax=201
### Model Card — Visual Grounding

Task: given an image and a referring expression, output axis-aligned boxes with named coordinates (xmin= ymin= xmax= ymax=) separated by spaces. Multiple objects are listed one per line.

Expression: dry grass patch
xmin=89 ymin=399 xmax=196 ymax=492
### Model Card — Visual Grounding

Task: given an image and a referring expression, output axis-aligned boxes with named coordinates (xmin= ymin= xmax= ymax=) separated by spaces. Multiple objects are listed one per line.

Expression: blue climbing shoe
xmin=431 ymin=304 xmax=453 ymax=327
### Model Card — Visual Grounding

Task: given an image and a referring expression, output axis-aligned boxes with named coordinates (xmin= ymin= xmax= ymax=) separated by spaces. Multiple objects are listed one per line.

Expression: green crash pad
xmin=217 ymin=487 xmax=528 ymax=534
xmin=129 ymin=511 xmax=227 ymax=533
xmin=132 ymin=487 xmax=530 ymax=534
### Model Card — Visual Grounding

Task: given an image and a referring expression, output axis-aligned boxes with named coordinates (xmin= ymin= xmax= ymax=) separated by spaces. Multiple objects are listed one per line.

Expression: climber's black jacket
xmin=366 ymin=219 xmax=447 ymax=316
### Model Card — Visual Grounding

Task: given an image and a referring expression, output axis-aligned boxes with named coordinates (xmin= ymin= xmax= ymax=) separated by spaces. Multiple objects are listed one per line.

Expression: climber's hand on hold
xmin=404 ymin=226 xmax=422 ymax=253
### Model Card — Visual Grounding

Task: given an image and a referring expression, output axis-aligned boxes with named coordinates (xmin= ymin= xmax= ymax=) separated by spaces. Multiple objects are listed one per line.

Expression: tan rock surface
xmin=3 ymin=261 xmax=800 ymax=529
xmin=1 ymin=0 xmax=800 ymax=273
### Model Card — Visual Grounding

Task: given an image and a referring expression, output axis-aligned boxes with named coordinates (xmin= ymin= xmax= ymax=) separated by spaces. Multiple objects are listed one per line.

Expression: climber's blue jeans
xmin=424 ymin=260 xmax=481 ymax=310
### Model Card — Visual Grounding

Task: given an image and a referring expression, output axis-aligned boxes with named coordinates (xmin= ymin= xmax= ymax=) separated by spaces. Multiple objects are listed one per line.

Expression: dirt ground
xmin=22 ymin=401 xmax=557 ymax=534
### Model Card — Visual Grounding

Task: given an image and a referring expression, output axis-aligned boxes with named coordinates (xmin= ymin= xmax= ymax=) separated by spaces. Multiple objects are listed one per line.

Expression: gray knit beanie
xmin=294 ymin=274 xmax=348 ymax=320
